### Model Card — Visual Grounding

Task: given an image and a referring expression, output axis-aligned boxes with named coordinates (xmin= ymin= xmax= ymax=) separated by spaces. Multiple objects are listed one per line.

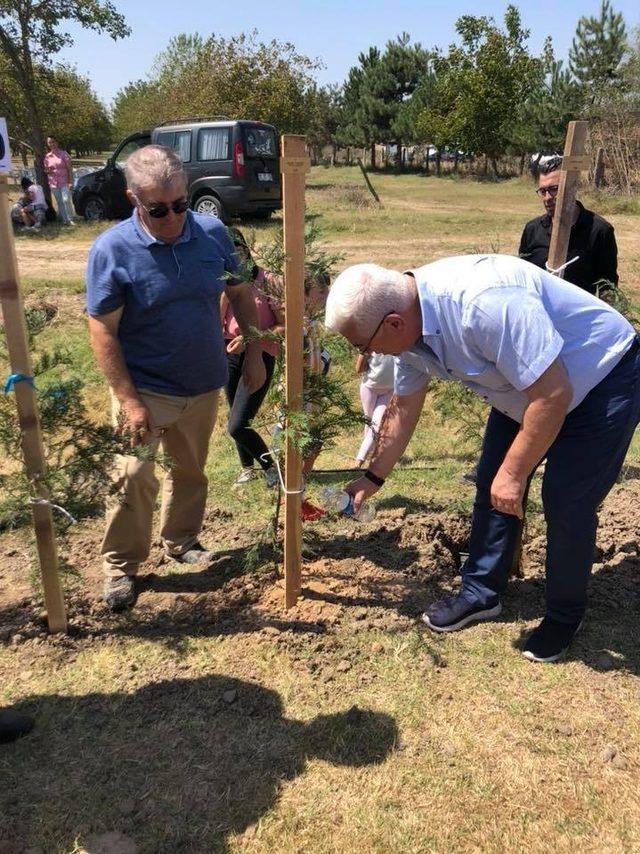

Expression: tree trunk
xmin=594 ymin=147 xmax=605 ymax=188
xmin=346 ymin=146 xmax=351 ymax=166
xmin=331 ymin=143 xmax=337 ymax=167
xmin=453 ymin=151 xmax=459 ymax=173
xmin=436 ymin=150 xmax=441 ymax=176
xmin=424 ymin=152 xmax=430 ymax=176
xmin=483 ymin=154 xmax=488 ymax=175
xmin=490 ymin=156 xmax=499 ymax=177
xmin=518 ymin=152 xmax=526 ymax=176
xmin=370 ymin=142 xmax=376 ymax=170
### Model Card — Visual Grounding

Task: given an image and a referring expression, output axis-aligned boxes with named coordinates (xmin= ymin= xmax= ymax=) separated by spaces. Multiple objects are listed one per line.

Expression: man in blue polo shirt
xmin=86 ymin=145 xmax=265 ymax=610
xmin=325 ymin=255 xmax=640 ymax=663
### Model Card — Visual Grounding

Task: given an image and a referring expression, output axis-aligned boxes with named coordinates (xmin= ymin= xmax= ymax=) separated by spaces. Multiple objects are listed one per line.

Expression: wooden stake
xmin=0 ymin=174 xmax=67 ymax=632
xmin=547 ymin=121 xmax=589 ymax=275
xmin=280 ymin=136 xmax=309 ymax=609
xmin=511 ymin=121 xmax=589 ymax=577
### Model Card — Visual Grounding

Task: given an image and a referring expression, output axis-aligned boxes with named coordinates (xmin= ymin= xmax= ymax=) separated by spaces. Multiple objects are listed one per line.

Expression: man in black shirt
xmin=519 ymin=155 xmax=618 ymax=296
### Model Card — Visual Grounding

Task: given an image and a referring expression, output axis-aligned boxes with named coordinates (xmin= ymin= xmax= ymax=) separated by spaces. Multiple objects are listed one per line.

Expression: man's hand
xmin=117 ymin=398 xmax=151 ymax=448
xmin=242 ymin=349 xmax=266 ymax=393
xmin=345 ymin=476 xmax=380 ymax=513
xmin=490 ymin=464 xmax=526 ymax=518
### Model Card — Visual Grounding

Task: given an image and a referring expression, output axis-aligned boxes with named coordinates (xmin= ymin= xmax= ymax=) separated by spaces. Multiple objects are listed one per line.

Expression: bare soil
xmin=1 ymin=481 xmax=638 ymax=657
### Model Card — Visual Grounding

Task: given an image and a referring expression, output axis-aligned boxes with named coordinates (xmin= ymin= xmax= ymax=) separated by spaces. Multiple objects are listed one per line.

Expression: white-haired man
xmin=325 ymin=255 xmax=640 ymax=662
xmin=86 ymin=145 xmax=266 ymax=610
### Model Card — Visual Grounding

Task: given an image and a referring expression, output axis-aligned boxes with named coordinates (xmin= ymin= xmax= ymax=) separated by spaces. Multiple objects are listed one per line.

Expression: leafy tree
xmin=510 ymin=39 xmax=583 ymax=159
xmin=417 ymin=6 xmax=542 ymax=174
xmin=0 ymin=0 xmax=128 ymax=191
xmin=111 ymin=31 xmax=322 ymax=139
xmin=306 ymin=84 xmax=343 ymax=163
xmin=338 ymin=35 xmax=431 ymax=169
xmin=569 ymin=0 xmax=628 ymax=104
xmin=111 ymin=79 xmax=163 ymax=139
xmin=0 ymin=57 xmax=111 ymax=159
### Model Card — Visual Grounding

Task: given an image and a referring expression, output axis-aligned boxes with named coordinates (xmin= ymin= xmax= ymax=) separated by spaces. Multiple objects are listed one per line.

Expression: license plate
xmin=258 ymin=172 xmax=273 ymax=182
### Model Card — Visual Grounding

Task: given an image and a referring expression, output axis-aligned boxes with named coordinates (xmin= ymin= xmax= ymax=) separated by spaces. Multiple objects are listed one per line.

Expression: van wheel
xmin=83 ymin=196 xmax=107 ymax=221
xmin=193 ymin=195 xmax=224 ymax=219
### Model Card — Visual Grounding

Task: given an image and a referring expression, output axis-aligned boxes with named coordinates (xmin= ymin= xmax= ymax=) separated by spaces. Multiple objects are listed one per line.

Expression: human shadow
xmin=1 ymin=675 xmax=398 ymax=852
xmin=506 ymin=557 xmax=640 ymax=675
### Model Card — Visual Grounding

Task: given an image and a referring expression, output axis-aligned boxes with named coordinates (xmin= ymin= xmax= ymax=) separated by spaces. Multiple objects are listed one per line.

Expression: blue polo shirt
xmin=395 ymin=254 xmax=636 ymax=423
xmin=86 ymin=210 xmax=241 ymax=396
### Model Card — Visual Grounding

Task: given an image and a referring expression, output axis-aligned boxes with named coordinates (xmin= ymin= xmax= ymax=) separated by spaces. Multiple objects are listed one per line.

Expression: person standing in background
xmin=44 ymin=135 xmax=74 ymax=226
xmin=519 ymin=155 xmax=618 ymax=296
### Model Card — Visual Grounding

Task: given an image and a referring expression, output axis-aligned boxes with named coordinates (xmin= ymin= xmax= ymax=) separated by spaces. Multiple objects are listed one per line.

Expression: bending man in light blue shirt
xmin=325 ymin=254 xmax=640 ymax=663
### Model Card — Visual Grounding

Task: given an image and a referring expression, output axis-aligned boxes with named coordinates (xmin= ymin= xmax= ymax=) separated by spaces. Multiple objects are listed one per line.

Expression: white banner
xmin=0 ymin=117 xmax=10 ymax=172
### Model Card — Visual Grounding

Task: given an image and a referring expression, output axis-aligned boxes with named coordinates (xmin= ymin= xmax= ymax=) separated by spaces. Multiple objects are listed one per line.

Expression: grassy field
xmin=1 ymin=168 xmax=640 ymax=853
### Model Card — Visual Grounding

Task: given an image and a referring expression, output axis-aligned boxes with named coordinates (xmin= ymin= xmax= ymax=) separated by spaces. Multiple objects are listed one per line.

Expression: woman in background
xmin=221 ymin=229 xmax=284 ymax=486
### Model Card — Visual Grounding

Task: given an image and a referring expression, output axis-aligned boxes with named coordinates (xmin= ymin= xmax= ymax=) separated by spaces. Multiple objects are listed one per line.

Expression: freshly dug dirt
xmin=1 ymin=480 xmax=638 ymax=648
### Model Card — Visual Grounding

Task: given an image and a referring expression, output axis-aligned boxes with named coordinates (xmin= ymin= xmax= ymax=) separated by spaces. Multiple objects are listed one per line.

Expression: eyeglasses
xmin=535 ymin=185 xmax=560 ymax=198
xmin=135 ymin=195 xmax=189 ymax=218
xmin=357 ymin=312 xmax=392 ymax=355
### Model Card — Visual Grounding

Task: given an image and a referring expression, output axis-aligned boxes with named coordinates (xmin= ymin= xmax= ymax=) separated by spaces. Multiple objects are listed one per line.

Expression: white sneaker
xmin=235 ymin=467 xmax=257 ymax=484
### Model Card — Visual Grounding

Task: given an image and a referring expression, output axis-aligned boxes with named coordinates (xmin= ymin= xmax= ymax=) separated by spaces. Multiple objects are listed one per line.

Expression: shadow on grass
xmin=1 ymin=676 xmax=398 ymax=852
xmin=505 ymin=559 xmax=640 ymax=675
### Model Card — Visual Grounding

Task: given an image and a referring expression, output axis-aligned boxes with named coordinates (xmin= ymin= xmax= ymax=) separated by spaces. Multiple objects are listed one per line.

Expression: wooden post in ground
xmin=280 ymin=135 xmax=310 ymax=609
xmin=547 ymin=121 xmax=590 ymax=274
xmin=0 ymin=173 xmax=67 ymax=632
xmin=510 ymin=120 xmax=589 ymax=576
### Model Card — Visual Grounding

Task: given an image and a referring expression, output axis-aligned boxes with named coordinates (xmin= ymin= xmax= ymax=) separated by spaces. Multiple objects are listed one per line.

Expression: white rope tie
xmin=29 ymin=497 xmax=77 ymax=524
xmin=259 ymin=449 xmax=305 ymax=496
xmin=546 ymin=255 xmax=579 ymax=276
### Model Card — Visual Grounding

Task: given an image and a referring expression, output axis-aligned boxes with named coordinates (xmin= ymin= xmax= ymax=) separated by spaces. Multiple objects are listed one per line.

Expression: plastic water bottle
xmin=269 ymin=423 xmax=284 ymax=452
xmin=320 ymin=487 xmax=376 ymax=523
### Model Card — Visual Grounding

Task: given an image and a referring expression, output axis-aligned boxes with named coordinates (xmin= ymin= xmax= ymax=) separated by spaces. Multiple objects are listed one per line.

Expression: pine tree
xmin=569 ymin=0 xmax=628 ymax=105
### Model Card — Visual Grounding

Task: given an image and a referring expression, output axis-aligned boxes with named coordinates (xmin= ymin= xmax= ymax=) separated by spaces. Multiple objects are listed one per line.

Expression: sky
xmin=57 ymin=0 xmax=640 ymax=108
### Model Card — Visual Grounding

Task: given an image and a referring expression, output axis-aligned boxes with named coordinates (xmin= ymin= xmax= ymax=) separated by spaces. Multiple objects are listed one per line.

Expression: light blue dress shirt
xmin=395 ymin=254 xmax=636 ymax=423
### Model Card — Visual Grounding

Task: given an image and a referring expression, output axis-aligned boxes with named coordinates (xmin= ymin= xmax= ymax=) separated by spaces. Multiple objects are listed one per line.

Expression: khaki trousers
xmin=101 ymin=388 xmax=219 ymax=578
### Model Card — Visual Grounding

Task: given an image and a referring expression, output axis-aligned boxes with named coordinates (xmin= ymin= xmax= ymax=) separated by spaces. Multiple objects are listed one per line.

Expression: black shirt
xmin=518 ymin=201 xmax=618 ymax=295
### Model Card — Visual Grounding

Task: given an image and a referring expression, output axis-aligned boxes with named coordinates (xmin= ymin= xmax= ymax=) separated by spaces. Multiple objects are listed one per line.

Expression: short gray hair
xmin=325 ymin=263 xmax=413 ymax=336
xmin=124 ymin=145 xmax=186 ymax=195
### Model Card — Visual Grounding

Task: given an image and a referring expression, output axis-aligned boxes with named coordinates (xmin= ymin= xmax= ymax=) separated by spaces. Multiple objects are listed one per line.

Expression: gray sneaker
xmin=166 ymin=542 xmax=216 ymax=565
xmin=103 ymin=575 xmax=136 ymax=611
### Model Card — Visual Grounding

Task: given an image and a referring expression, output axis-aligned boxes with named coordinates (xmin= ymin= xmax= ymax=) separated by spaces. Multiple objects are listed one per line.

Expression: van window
xmin=244 ymin=126 xmax=277 ymax=158
xmin=156 ymin=130 xmax=192 ymax=162
xmin=197 ymin=127 xmax=230 ymax=161
xmin=115 ymin=139 xmax=148 ymax=168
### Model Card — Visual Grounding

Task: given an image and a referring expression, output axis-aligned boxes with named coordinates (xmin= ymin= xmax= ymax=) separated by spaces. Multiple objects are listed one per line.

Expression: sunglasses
xmin=536 ymin=185 xmax=560 ymax=198
xmin=357 ymin=312 xmax=392 ymax=355
xmin=135 ymin=195 xmax=190 ymax=218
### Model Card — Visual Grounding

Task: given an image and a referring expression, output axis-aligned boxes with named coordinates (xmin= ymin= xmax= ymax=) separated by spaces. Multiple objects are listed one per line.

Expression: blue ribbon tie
xmin=4 ymin=373 xmax=35 ymax=394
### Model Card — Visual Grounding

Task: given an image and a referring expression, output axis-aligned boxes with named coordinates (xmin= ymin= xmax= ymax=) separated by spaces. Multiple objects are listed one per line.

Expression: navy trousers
xmin=461 ymin=337 xmax=640 ymax=623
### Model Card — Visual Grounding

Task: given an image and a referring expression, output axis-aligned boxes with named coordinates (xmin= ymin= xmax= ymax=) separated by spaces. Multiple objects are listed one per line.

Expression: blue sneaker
xmin=422 ymin=592 xmax=502 ymax=632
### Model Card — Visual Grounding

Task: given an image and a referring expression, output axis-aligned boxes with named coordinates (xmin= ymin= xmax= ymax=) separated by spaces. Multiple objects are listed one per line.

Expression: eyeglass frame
xmin=357 ymin=311 xmax=393 ymax=355
xmin=535 ymin=185 xmax=560 ymax=198
xmin=133 ymin=194 xmax=190 ymax=219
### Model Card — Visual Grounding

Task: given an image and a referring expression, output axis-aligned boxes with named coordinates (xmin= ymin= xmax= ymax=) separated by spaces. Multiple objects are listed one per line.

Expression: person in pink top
xmin=221 ymin=228 xmax=285 ymax=486
xmin=43 ymin=135 xmax=74 ymax=225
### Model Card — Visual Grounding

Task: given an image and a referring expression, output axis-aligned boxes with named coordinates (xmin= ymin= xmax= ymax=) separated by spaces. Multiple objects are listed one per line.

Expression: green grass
xmin=2 ymin=168 xmax=640 ymax=853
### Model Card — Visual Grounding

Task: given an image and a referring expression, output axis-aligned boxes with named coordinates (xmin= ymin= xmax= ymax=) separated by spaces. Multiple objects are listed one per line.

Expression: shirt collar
xmin=132 ymin=208 xmax=195 ymax=247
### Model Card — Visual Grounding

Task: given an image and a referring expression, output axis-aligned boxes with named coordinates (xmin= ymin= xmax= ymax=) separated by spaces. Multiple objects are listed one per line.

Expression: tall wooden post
xmin=280 ymin=136 xmax=310 ymax=609
xmin=0 ymin=174 xmax=67 ymax=632
xmin=511 ymin=121 xmax=589 ymax=576
xmin=547 ymin=121 xmax=590 ymax=274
